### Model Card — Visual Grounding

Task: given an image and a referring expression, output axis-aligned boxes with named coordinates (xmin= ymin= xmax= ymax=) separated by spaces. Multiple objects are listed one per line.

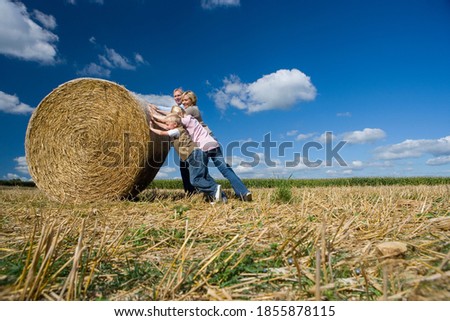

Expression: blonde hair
xmin=164 ymin=113 xmax=181 ymax=125
xmin=182 ymin=90 xmax=197 ymax=106
xmin=170 ymin=105 xmax=185 ymax=116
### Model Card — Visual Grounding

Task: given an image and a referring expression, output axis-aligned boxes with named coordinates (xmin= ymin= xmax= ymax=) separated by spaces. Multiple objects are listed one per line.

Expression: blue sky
xmin=1 ymin=0 xmax=449 ymax=181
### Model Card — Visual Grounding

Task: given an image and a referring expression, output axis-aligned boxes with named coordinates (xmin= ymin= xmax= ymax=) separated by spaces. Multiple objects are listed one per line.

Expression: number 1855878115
xmin=256 ymin=305 xmax=336 ymax=317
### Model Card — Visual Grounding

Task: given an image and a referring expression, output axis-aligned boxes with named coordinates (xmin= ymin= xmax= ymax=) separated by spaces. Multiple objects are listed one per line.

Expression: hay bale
xmin=25 ymin=78 xmax=170 ymax=203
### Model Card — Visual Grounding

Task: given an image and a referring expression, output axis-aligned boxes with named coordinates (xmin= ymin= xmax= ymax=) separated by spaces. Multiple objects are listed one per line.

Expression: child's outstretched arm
xmin=152 ymin=118 xmax=170 ymax=130
xmin=150 ymin=126 xmax=180 ymax=139
xmin=151 ymin=111 xmax=167 ymax=123
xmin=149 ymin=103 xmax=171 ymax=115
xmin=149 ymin=122 xmax=168 ymax=136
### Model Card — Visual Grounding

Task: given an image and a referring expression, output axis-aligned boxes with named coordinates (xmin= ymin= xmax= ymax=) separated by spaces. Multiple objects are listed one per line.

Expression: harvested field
xmin=0 ymin=184 xmax=449 ymax=301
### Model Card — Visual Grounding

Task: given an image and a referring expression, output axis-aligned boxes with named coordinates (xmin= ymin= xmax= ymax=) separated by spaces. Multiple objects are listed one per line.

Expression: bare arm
xmin=149 ymin=120 xmax=180 ymax=138
xmin=153 ymin=118 xmax=170 ymax=130
xmin=149 ymin=123 xmax=169 ymax=136
xmin=151 ymin=103 xmax=171 ymax=115
xmin=151 ymin=111 xmax=167 ymax=123
xmin=148 ymin=104 xmax=169 ymax=116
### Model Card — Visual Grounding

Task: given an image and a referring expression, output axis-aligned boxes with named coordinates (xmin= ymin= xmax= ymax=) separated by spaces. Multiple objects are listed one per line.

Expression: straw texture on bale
xmin=25 ymin=78 xmax=170 ymax=202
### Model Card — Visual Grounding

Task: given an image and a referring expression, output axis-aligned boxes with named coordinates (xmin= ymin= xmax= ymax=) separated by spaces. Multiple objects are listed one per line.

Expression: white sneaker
xmin=214 ymin=185 xmax=222 ymax=202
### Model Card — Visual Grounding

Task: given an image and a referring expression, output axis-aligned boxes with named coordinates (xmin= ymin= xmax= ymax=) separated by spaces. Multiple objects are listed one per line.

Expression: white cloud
xmin=211 ymin=69 xmax=317 ymax=113
xmin=134 ymin=93 xmax=175 ymax=108
xmin=369 ymin=160 xmax=395 ymax=168
xmin=337 ymin=112 xmax=352 ymax=117
xmin=98 ymin=54 xmax=113 ymax=68
xmin=426 ymin=155 xmax=450 ymax=166
xmin=296 ymin=129 xmax=384 ymax=145
xmin=315 ymin=132 xmax=338 ymax=143
xmin=326 ymin=169 xmax=338 ymax=176
xmin=225 ymin=155 xmax=248 ymax=167
xmin=67 ymin=0 xmax=104 ymax=5
xmin=3 ymin=173 xmax=30 ymax=181
xmin=286 ymin=130 xmax=298 ymax=137
xmin=2 ymin=156 xmax=30 ymax=180
xmin=323 ymin=159 xmax=395 ymax=177
xmin=0 ymin=0 xmax=58 ymax=64
xmin=32 ymin=9 xmax=57 ymax=30
xmin=0 ymin=91 xmax=34 ymax=114
xmin=342 ymin=128 xmax=386 ymax=144
xmin=155 ymin=166 xmax=176 ymax=178
xmin=233 ymin=164 xmax=255 ymax=175
xmin=221 ymin=151 xmax=323 ymax=179
xmin=296 ymin=133 xmax=315 ymax=141
xmin=77 ymin=63 xmax=111 ymax=77
xmin=350 ymin=160 xmax=364 ymax=169
xmin=375 ymin=136 xmax=450 ymax=160
xmin=134 ymin=53 xmax=147 ymax=65
xmin=79 ymin=46 xmax=143 ymax=77
xmin=201 ymin=0 xmax=240 ymax=10
xmin=101 ymin=47 xmax=135 ymax=70
xmin=14 ymin=156 xmax=29 ymax=174
xmin=326 ymin=168 xmax=357 ymax=177
xmin=285 ymin=130 xmax=315 ymax=142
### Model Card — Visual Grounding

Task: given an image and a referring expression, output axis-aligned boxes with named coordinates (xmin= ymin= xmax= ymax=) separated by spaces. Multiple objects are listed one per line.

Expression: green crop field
xmin=148 ymin=177 xmax=450 ymax=190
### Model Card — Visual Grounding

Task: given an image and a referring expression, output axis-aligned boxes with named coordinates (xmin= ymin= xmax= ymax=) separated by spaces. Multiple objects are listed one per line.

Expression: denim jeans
xmin=187 ymin=148 xmax=217 ymax=197
xmin=179 ymin=159 xmax=196 ymax=194
xmin=205 ymin=147 xmax=249 ymax=197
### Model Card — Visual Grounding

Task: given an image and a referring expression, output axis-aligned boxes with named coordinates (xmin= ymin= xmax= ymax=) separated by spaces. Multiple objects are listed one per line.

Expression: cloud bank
xmin=289 ymin=128 xmax=386 ymax=144
xmin=375 ymin=136 xmax=450 ymax=163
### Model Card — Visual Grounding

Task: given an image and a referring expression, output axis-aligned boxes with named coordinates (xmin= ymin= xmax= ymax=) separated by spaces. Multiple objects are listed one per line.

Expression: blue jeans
xmin=179 ymin=159 xmax=196 ymax=195
xmin=206 ymin=147 xmax=249 ymax=197
xmin=187 ymin=149 xmax=217 ymax=197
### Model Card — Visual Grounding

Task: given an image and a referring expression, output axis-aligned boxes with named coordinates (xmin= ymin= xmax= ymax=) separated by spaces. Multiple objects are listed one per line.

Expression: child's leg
xmin=179 ymin=159 xmax=196 ymax=195
xmin=187 ymin=149 xmax=217 ymax=197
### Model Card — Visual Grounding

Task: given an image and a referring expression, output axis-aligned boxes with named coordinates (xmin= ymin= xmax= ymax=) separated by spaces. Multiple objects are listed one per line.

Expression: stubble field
xmin=0 ymin=182 xmax=449 ymax=301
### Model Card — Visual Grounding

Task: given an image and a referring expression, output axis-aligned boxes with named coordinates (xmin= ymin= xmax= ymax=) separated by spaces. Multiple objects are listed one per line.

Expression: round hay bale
xmin=25 ymin=78 xmax=170 ymax=203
